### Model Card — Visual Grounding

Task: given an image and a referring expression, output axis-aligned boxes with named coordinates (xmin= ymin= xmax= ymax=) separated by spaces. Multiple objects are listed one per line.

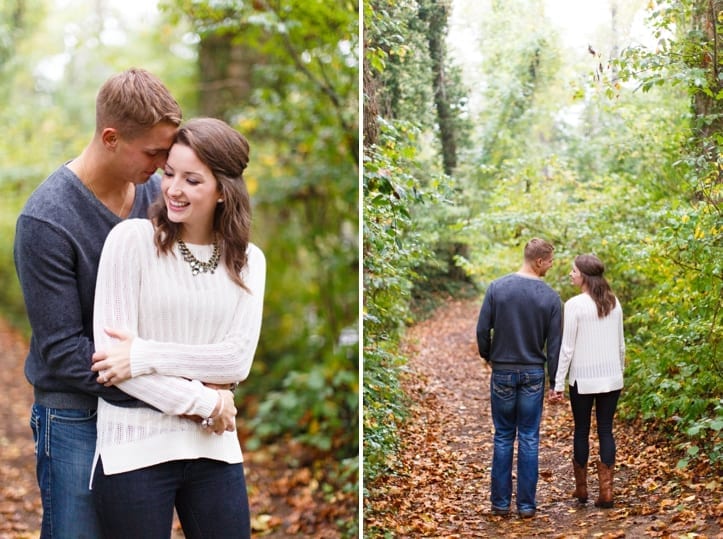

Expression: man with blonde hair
xmin=14 ymin=68 xmax=182 ymax=538
xmin=476 ymin=238 xmax=562 ymax=519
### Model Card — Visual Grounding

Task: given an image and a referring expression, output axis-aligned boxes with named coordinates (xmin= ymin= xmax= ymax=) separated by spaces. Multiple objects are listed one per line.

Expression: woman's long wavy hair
xmin=150 ymin=117 xmax=252 ymax=290
xmin=575 ymin=254 xmax=616 ymax=318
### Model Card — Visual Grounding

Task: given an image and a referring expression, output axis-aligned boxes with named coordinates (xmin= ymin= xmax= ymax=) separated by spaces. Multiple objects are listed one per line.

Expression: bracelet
xmin=201 ymin=391 xmax=225 ymax=429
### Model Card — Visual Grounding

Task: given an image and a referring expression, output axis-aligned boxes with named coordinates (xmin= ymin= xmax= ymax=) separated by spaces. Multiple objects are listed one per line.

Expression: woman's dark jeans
xmin=93 ymin=457 xmax=250 ymax=539
xmin=569 ymin=383 xmax=621 ymax=466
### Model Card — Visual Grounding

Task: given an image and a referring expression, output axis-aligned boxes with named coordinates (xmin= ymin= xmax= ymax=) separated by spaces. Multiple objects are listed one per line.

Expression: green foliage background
xmin=364 ymin=0 xmax=448 ymax=484
xmin=0 ymin=0 xmax=358 ymax=526
xmin=363 ymin=0 xmax=722 ymax=494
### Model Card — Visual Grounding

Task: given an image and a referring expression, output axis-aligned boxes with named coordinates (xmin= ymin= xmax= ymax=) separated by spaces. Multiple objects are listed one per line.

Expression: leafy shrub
xmin=363 ymin=118 xmax=449 ymax=483
xmin=247 ymin=356 xmax=358 ymax=458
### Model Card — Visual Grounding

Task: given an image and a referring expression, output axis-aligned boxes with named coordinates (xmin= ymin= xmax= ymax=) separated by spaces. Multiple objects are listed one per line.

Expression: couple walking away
xmin=476 ymin=238 xmax=625 ymax=518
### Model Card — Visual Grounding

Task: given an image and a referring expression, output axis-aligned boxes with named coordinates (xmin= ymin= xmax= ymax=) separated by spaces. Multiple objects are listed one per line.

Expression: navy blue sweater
xmin=476 ymin=273 xmax=562 ymax=383
xmin=14 ymin=165 xmax=161 ymax=409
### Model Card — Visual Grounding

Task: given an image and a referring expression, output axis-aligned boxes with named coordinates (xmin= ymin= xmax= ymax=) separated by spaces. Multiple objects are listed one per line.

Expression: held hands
xmin=91 ymin=328 xmax=134 ymax=386
xmin=548 ymin=389 xmax=564 ymax=404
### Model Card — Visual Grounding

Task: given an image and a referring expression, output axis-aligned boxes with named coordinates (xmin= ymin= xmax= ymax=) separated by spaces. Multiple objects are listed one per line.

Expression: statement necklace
xmin=177 ymin=239 xmax=221 ymax=276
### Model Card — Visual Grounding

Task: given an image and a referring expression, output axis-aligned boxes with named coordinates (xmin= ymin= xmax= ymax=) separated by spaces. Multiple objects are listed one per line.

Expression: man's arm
xmin=546 ymin=295 xmax=563 ymax=384
xmin=14 ymin=216 xmax=136 ymax=403
xmin=476 ymin=286 xmax=494 ymax=360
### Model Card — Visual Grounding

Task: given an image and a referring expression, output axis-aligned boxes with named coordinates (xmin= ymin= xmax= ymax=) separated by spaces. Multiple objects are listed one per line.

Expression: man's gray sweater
xmin=476 ymin=273 xmax=562 ymax=383
xmin=14 ymin=165 xmax=160 ymax=409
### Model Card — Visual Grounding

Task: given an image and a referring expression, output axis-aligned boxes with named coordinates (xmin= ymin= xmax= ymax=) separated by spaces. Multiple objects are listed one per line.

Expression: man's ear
xmin=101 ymin=128 xmax=119 ymax=149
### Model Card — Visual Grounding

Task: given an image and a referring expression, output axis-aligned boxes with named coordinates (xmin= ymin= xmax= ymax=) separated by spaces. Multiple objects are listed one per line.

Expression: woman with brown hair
xmin=89 ymin=117 xmax=265 ymax=538
xmin=552 ymin=254 xmax=625 ymax=509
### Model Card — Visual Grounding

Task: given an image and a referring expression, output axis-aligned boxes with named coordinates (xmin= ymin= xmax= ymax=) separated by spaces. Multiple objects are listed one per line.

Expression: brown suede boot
xmin=572 ymin=460 xmax=588 ymax=503
xmin=595 ymin=461 xmax=614 ymax=508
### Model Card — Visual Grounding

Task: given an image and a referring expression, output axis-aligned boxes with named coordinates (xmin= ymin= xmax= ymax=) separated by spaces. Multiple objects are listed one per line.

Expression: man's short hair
xmin=95 ymin=68 xmax=182 ymax=139
xmin=524 ymin=237 xmax=554 ymax=261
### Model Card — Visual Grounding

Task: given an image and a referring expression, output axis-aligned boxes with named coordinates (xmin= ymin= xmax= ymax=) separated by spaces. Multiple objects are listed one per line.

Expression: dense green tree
xmin=0 ymin=1 xmax=41 ymax=71
xmin=419 ymin=0 xmax=461 ymax=174
xmin=363 ymin=0 xmax=464 ymax=483
xmin=608 ymin=0 xmax=722 ymax=466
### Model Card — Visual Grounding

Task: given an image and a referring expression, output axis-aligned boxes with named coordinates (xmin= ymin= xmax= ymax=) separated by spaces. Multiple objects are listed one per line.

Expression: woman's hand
xmin=203 ymin=390 xmax=237 ymax=435
xmin=91 ymin=327 xmax=135 ymax=386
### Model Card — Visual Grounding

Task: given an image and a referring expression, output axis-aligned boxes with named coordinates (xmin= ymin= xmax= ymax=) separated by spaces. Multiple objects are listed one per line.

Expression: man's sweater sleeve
xmin=476 ymin=285 xmax=494 ymax=360
xmin=14 ymin=215 xmax=137 ymax=403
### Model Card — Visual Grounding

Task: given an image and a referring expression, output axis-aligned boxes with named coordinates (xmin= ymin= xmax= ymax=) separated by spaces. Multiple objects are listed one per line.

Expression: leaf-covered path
xmin=0 ymin=317 xmax=354 ymax=538
xmin=365 ymin=298 xmax=722 ymax=538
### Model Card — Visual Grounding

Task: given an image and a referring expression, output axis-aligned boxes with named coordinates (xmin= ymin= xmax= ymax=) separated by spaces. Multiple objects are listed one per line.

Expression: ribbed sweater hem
xmin=491 ymin=361 xmax=545 ymax=372
xmin=34 ymin=389 xmax=98 ymax=409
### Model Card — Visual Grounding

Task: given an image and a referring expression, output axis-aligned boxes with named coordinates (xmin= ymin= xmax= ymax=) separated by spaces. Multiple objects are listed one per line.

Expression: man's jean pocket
xmin=31 ymin=403 xmax=102 ymax=539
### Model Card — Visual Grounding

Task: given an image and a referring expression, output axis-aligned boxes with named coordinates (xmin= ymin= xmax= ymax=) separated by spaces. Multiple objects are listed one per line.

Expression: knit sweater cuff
xmin=130 ymin=338 xmax=155 ymax=377
xmin=195 ymin=386 xmax=220 ymax=418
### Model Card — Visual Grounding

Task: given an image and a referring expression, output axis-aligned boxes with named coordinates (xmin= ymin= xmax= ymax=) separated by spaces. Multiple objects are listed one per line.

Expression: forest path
xmin=0 ymin=317 xmax=352 ymax=539
xmin=365 ymin=298 xmax=722 ymax=538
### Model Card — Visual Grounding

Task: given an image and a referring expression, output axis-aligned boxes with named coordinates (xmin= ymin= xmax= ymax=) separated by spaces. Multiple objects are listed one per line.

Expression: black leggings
xmin=569 ymin=383 xmax=621 ymax=467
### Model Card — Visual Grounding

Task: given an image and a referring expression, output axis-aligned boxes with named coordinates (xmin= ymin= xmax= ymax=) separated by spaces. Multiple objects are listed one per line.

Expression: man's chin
xmin=135 ymin=173 xmax=156 ymax=184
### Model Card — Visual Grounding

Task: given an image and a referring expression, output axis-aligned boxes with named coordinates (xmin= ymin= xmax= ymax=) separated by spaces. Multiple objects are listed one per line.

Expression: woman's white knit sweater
xmin=92 ymin=219 xmax=265 ymax=475
xmin=554 ymin=293 xmax=625 ymax=395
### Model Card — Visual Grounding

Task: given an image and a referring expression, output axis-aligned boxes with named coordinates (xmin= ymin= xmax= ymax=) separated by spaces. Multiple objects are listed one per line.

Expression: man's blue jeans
xmin=30 ymin=403 xmax=103 ymax=539
xmin=489 ymin=368 xmax=545 ymax=513
xmin=92 ymin=457 xmax=251 ymax=539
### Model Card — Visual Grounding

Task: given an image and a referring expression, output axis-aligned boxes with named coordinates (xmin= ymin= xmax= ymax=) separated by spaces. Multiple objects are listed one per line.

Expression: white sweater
xmin=92 ymin=219 xmax=265 ymax=475
xmin=554 ymin=293 xmax=625 ymax=394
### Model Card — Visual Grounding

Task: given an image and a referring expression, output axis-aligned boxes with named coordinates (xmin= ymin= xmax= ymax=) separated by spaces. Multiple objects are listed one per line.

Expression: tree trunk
xmin=197 ymin=34 xmax=258 ymax=118
xmin=694 ymin=0 xmax=723 ymax=143
xmin=363 ymin=51 xmax=380 ymax=150
xmin=419 ymin=0 xmax=458 ymax=175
